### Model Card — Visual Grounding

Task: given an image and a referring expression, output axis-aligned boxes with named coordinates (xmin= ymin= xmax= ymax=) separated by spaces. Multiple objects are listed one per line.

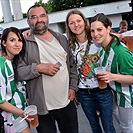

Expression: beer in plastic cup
xmin=25 ymin=105 xmax=39 ymax=128
xmin=94 ymin=67 xmax=107 ymax=89
xmin=123 ymin=36 xmax=133 ymax=52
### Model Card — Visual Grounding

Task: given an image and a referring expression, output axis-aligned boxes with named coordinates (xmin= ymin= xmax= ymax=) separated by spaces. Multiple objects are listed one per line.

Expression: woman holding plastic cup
xmin=66 ymin=10 xmax=116 ymax=133
xmin=90 ymin=13 xmax=133 ymax=133
xmin=0 ymin=27 xmax=32 ymax=133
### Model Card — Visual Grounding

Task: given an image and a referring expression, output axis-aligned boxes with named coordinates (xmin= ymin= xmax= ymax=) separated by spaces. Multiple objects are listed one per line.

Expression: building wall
xmin=0 ymin=0 xmax=132 ymax=33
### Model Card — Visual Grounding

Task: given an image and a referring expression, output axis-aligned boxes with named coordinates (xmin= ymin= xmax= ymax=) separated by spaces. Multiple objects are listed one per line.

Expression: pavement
xmin=31 ymin=105 xmax=120 ymax=133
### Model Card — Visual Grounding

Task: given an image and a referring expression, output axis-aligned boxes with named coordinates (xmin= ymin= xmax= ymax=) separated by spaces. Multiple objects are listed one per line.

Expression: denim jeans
xmin=78 ymin=87 xmax=116 ymax=133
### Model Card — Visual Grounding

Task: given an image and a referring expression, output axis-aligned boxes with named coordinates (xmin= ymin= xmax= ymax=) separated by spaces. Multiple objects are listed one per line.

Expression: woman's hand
xmin=98 ymin=71 xmax=133 ymax=84
xmin=97 ymin=71 xmax=114 ymax=83
xmin=21 ymin=112 xmax=34 ymax=123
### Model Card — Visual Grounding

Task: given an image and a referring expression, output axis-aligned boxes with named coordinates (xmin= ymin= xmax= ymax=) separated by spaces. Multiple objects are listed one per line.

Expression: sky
xmin=0 ymin=0 xmax=48 ymax=20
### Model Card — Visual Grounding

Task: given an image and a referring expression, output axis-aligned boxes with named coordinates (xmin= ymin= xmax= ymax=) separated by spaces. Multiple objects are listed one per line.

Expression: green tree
xmin=34 ymin=0 xmax=52 ymax=13
xmin=28 ymin=0 xmax=123 ymax=14
xmin=35 ymin=0 xmax=45 ymax=6
xmin=45 ymin=0 xmax=123 ymax=13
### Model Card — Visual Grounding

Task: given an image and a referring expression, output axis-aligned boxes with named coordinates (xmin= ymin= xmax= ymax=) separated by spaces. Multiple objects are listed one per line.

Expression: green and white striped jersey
xmin=0 ymin=56 xmax=28 ymax=119
xmin=99 ymin=38 xmax=133 ymax=108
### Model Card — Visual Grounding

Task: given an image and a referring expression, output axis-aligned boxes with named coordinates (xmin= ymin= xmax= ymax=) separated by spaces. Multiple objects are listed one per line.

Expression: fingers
xmin=39 ymin=63 xmax=60 ymax=76
xmin=68 ymin=89 xmax=76 ymax=101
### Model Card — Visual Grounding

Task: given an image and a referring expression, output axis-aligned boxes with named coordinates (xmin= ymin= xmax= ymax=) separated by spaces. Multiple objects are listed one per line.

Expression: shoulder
xmin=90 ymin=41 xmax=102 ymax=51
xmin=0 ymin=56 xmax=6 ymax=74
xmin=113 ymin=42 xmax=132 ymax=60
xmin=49 ymin=29 xmax=67 ymax=41
xmin=0 ymin=56 xmax=5 ymax=66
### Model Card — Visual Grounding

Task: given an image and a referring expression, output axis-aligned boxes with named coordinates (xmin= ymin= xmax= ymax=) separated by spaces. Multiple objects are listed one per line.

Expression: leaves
xmin=33 ymin=0 xmax=122 ymax=13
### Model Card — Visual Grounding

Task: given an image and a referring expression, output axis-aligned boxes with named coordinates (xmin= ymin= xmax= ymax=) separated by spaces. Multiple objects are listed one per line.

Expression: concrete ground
xmin=31 ymin=105 xmax=120 ymax=133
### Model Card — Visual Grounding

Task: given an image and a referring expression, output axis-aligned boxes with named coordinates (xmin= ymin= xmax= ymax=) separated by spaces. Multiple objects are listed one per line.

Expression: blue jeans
xmin=78 ymin=87 xmax=116 ymax=133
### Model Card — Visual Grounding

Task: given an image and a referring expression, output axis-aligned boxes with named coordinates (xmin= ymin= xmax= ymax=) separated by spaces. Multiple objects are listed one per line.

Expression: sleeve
xmin=118 ymin=48 xmax=133 ymax=75
xmin=15 ymin=44 xmax=41 ymax=81
xmin=69 ymin=45 xmax=78 ymax=91
xmin=0 ymin=69 xmax=7 ymax=104
xmin=60 ymin=36 xmax=78 ymax=91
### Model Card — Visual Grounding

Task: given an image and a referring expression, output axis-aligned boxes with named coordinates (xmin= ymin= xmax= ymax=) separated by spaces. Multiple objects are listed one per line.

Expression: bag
xmin=0 ymin=114 xmax=5 ymax=133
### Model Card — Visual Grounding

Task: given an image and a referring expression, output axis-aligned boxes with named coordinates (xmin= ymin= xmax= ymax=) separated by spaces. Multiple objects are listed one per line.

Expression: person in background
xmin=0 ymin=33 xmax=2 ymax=51
xmin=90 ymin=13 xmax=133 ymax=133
xmin=65 ymin=10 xmax=116 ymax=133
xmin=16 ymin=5 xmax=78 ymax=133
xmin=0 ymin=27 xmax=31 ymax=133
xmin=118 ymin=20 xmax=128 ymax=34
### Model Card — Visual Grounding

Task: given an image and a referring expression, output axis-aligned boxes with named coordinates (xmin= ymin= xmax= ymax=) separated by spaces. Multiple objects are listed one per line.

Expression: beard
xmin=30 ymin=22 xmax=48 ymax=35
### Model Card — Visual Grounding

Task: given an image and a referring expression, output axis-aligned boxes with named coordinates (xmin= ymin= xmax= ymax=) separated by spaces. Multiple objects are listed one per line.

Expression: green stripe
xmin=10 ymin=80 xmax=17 ymax=94
xmin=0 ymin=59 xmax=7 ymax=86
xmin=120 ymin=94 xmax=125 ymax=107
xmin=102 ymin=50 xmax=110 ymax=66
xmin=5 ymin=62 xmax=12 ymax=76
xmin=115 ymin=82 xmax=125 ymax=107
xmin=129 ymin=85 xmax=133 ymax=106
xmin=11 ymin=98 xmax=18 ymax=119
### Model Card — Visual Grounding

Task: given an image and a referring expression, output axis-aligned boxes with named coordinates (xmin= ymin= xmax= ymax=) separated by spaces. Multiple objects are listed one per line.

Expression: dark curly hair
xmin=1 ymin=27 xmax=26 ymax=69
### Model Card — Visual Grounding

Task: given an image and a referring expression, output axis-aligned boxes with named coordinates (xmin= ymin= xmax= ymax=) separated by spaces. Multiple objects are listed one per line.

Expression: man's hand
xmin=22 ymin=29 xmax=31 ymax=38
xmin=37 ymin=63 xmax=60 ymax=76
xmin=68 ymin=89 xmax=76 ymax=101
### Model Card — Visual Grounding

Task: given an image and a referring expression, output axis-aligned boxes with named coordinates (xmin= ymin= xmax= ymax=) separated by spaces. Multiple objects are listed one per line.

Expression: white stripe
xmin=5 ymin=60 xmax=14 ymax=101
xmin=105 ymin=48 xmax=114 ymax=72
xmin=13 ymin=92 xmax=23 ymax=109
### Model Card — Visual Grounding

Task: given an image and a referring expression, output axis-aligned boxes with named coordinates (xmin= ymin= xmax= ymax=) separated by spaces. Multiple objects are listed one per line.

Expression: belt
xmin=79 ymin=87 xmax=105 ymax=94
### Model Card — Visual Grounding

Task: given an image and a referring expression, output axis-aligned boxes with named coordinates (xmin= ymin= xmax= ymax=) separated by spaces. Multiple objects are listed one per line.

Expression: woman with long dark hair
xmin=90 ymin=13 xmax=133 ymax=133
xmin=0 ymin=27 xmax=31 ymax=133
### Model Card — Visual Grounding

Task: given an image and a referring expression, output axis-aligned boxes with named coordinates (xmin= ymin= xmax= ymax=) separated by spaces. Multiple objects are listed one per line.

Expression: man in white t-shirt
xmin=16 ymin=5 xmax=78 ymax=133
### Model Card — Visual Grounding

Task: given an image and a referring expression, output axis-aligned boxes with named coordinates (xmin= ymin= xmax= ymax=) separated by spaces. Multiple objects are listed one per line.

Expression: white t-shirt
xmin=35 ymin=36 xmax=70 ymax=110
xmin=72 ymin=41 xmax=101 ymax=89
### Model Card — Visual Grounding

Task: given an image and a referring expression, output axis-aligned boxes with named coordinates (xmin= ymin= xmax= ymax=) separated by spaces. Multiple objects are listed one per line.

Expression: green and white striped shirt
xmin=99 ymin=38 xmax=133 ymax=108
xmin=0 ymin=56 xmax=28 ymax=119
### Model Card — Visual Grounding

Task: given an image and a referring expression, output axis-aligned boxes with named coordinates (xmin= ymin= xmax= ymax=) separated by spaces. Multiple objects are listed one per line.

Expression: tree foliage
xmin=44 ymin=0 xmax=123 ymax=13
xmin=32 ymin=0 xmax=123 ymax=13
xmin=35 ymin=0 xmax=45 ymax=7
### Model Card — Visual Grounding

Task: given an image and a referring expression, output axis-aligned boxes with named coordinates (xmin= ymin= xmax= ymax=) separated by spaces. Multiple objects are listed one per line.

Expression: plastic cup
xmin=94 ymin=67 xmax=107 ymax=89
xmin=12 ymin=117 xmax=28 ymax=132
xmin=24 ymin=105 xmax=39 ymax=128
xmin=123 ymin=36 xmax=133 ymax=52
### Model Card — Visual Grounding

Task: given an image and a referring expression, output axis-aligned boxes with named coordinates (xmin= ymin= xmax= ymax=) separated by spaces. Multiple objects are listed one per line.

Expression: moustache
xmin=35 ymin=22 xmax=45 ymax=26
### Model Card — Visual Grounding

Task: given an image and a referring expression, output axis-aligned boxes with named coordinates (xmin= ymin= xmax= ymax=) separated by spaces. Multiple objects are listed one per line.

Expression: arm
xmin=66 ymin=37 xmax=78 ymax=91
xmin=0 ymin=72 xmax=24 ymax=117
xmin=99 ymin=72 xmax=133 ymax=84
xmin=66 ymin=38 xmax=78 ymax=100
xmin=16 ymin=60 xmax=60 ymax=81
xmin=57 ymin=33 xmax=78 ymax=100
xmin=99 ymin=48 xmax=133 ymax=84
xmin=36 ymin=63 xmax=60 ymax=76
xmin=16 ymin=58 xmax=41 ymax=81
xmin=16 ymin=39 xmax=60 ymax=81
xmin=0 ymin=102 xmax=34 ymax=122
xmin=0 ymin=102 xmax=24 ymax=117
xmin=68 ymin=50 xmax=78 ymax=100
xmin=22 ymin=29 xmax=31 ymax=38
